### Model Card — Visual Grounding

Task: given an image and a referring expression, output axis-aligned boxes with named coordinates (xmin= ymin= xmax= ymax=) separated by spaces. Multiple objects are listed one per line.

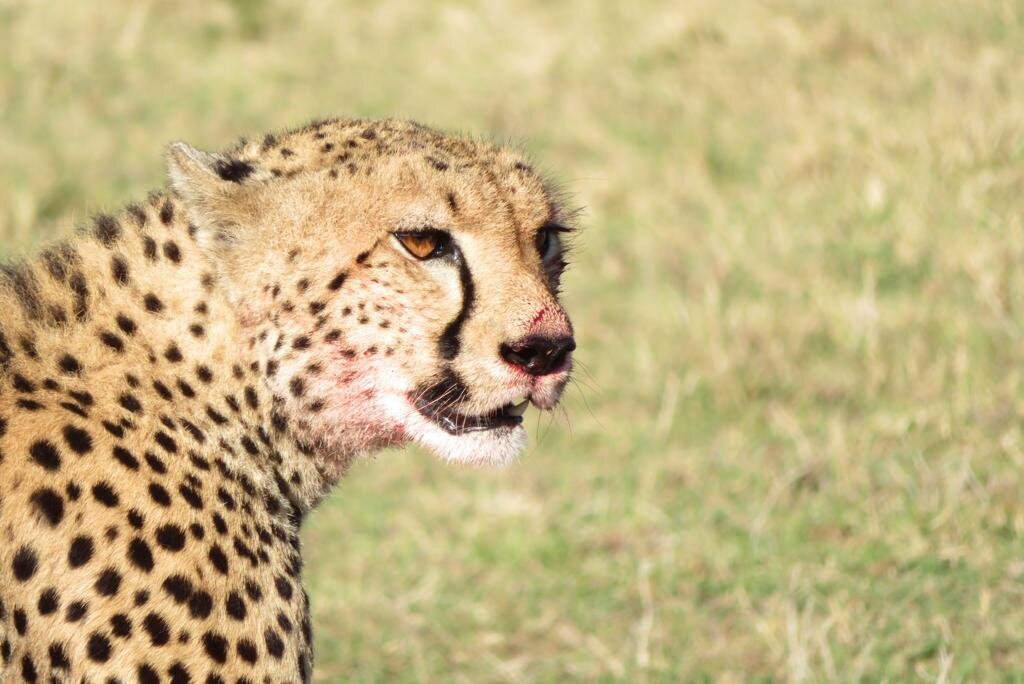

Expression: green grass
xmin=4 ymin=0 xmax=1024 ymax=680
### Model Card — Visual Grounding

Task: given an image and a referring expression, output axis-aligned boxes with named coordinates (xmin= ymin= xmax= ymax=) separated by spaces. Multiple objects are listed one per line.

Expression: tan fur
xmin=0 ymin=118 xmax=575 ymax=682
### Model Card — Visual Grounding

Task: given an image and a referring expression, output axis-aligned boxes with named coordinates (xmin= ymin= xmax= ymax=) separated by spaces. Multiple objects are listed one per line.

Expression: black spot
xmin=159 ymin=200 xmax=174 ymax=225
xmin=91 ymin=482 xmax=119 ymax=507
xmin=245 ymin=580 xmax=263 ymax=602
xmin=65 ymin=601 xmax=88 ymax=622
xmin=155 ymin=431 xmax=178 ymax=454
xmin=196 ymin=365 xmax=214 ymax=383
xmin=172 ymin=379 xmax=194 ymax=398
xmin=143 ymin=236 xmax=158 ymax=261
xmin=277 ymin=611 xmax=293 ymax=632
xmin=237 ymin=638 xmax=259 ymax=663
xmin=116 ymin=314 xmax=137 ymax=335
xmin=20 ymin=653 xmax=36 ymax=682
xmin=128 ymin=509 xmax=145 ymax=528
xmin=68 ymin=272 xmax=89 ymax=320
xmin=164 ymin=344 xmax=184 ymax=363
xmin=202 ymin=632 xmax=229 ymax=664
xmin=181 ymin=419 xmax=206 ymax=443
xmin=111 ymin=255 xmax=130 ymax=285
xmin=143 ymin=612 xmax=170 ymax=646
xmin=153 ymin=381 xmax=173 ymax=400
xmin=63 ymin=425 xmax=93 ymax=454
xmin=37 ymin=588 xmax=59 ymax=615
xmin=112 ymin=446 xmax=140 ymax=470
xmin=128 ymin=538 xmax=155 ymax=572
xmin=240 ymin=435 xmax=259 ymax=456
xmin=149 ymin=482 xmax=172 ymax=507
xmin=188 ymin=590 xmax=213 ymax=619
xmin=155 ymin=524 xmax=186 ymax=552
xmin=86 ymin=632 xmax=112 ymax=662
xmin=264 ymin=628 xmax=285 ymax=659
xmin=225 ymin=592 xmax=246 ymax=620
xmin=99 ymin=331 xmax=126 ymax=352
xmin=1 ymin=263 xmax=43 ymax=321
xmin=58 ymin=354 xmax=82 ymax=375
xmin=59 ymin=400 xmax=83 ymax=416
xmin=144 ymin=294 xmax=164 ymax=313
xmin=275 ymin=575 xmax=293 ymax=601
xmin=168 ymin=662 xmax=191 ymax=684
xmin=292 ymin=336 xmax=310 ymax=350
xmin=68 ymin=536 xmax=94 ymax=567
xmin=137 ymin=664 xmax=160 ymax=684
xmin=29 ymin=488 xmax=64 ymax=526
xmin=48 ymin=643 xmax=70 ymax=670
xmin=178 ymin=484 xmax=204 ymax=510
xmin=289 ymin=377 xmax=305 ymax=398
xmin=13 ymin=374 xmax=35 ymax=392
xmin=13 ymin=608 xmax=26 ymax=634
xmin=447 ymin=191 xmax=459 ymax=212
xmin=214 ymin=158 xmax=255 ymax=183
xmin=244 ymin=385 xmax=259 ymax=409
xmin=94 ymin=568 xmax=122 ymax=596
xmin=162 ymin=575 xmax=193 ymax=603
xmin=127 ymin=202 xmax=147 ymax=225
xmin=145 ymin=451 xmax=168 ymax=473
xmin=94 ymin=214 xmax=121 ymax=245
xmin=102 ymin=420 xmax=125 ymax=438
xmin=208 ymin=545 xmax=229 ymax=574
xmin=206 ymin=405 xmax=228 ymax=426
xmin=110 ymin=613 xmax=132 ymax=638
xmin=163 ymin=241 xmax=182 ymax=263
xmin=12 ymin=546 xmax=37 ymax=581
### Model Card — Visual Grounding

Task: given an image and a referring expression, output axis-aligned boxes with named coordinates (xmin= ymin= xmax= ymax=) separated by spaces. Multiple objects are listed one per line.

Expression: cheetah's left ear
xmin=166 ymin=142 xmax=267 ymax=248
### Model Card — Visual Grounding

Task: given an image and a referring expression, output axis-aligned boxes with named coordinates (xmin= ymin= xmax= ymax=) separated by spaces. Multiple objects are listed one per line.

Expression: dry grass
xmin=4 ymin=0 xmax=1024 ymax=680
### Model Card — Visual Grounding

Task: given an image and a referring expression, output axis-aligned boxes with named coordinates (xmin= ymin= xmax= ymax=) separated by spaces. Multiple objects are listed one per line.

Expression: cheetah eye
xmin=393 ymin=229 xmax=453 ymax=260
xmin=535 ymin=224 xmax=566 ymax=263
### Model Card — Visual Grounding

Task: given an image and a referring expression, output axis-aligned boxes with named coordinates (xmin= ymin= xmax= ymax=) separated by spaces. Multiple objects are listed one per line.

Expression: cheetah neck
xmin=0 ymin=191 xmax=342 ymax=520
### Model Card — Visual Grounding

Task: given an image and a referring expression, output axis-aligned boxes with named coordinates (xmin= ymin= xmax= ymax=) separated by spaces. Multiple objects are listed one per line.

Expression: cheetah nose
xmin=499 ymin=335 xmax=576 ymax=377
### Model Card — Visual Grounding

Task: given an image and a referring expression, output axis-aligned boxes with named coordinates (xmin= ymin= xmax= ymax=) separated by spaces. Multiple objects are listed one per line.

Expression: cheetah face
xmin=168 ymin=122 xmax=576 ymax=467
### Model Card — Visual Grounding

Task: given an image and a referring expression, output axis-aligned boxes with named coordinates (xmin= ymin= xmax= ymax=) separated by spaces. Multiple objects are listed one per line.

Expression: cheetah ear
xmin=166 ymin=142 xmax=265 ymax=248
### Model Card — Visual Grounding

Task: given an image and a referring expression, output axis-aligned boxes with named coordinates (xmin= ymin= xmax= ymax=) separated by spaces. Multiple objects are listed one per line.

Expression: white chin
xmin=378 ymin=394 xmax=528 ymax=467
xmin=417 ymin=424 xmax=527 ymax=467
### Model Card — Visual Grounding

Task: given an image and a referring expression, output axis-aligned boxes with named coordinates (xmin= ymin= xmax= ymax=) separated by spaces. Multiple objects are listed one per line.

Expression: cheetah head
xmin=167 ymin=120 xmax=576 ymax=468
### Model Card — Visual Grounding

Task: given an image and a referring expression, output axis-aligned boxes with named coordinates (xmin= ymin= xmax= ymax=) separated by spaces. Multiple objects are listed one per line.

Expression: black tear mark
xmin=438 ymin=247 xmax=475 ymax=360
xmin=214 ymin=159 xmax=255 ymax=183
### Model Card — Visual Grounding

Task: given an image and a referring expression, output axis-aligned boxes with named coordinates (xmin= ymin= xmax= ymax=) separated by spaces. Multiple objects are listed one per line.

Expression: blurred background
xmin=3 ymin=1 xmax=1024 ymax=680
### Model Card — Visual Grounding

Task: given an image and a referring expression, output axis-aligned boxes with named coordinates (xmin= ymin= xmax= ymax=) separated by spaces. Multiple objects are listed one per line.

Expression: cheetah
xmin=0 ymin=118 xmax=577 ymax=682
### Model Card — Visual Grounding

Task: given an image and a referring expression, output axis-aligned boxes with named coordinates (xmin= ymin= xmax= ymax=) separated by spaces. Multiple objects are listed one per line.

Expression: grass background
xmin=3 ymin=1 xmax=1024 ymax=680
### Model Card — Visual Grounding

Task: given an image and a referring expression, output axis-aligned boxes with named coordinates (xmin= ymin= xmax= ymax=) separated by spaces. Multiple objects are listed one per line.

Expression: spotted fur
xmin=0 ymin=118 xmax=576 ymax=682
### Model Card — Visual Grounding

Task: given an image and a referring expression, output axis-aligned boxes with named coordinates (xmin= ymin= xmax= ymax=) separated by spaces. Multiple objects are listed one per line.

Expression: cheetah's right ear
xmin=166 ymin=142 xmax=267 ymax=248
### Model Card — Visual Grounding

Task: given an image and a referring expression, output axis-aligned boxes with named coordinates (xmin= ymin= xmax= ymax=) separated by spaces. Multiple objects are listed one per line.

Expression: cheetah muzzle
xmin=0 ymin=117 xmax=576 ymax=682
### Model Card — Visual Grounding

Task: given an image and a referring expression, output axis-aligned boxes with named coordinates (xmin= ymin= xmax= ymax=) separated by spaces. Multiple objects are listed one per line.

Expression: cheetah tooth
xmin=507 ymin=399 xmax=530 ymax=417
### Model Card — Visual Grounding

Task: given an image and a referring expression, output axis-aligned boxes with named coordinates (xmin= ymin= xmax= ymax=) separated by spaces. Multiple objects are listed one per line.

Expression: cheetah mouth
xmin=412 ymin=395 xmax=529 ymax=435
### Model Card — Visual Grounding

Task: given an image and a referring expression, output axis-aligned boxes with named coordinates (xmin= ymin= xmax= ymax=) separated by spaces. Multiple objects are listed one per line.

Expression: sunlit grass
xmin=4 ymin=0 xmax=1024 ymax=679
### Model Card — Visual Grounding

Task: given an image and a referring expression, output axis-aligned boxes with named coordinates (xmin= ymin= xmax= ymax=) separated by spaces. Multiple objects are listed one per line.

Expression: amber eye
xmin=394 ymin=230 xmax=452 ymax=260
